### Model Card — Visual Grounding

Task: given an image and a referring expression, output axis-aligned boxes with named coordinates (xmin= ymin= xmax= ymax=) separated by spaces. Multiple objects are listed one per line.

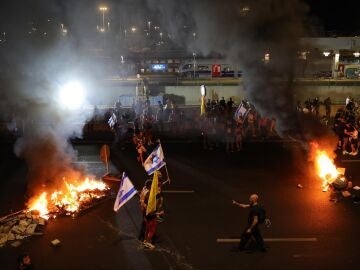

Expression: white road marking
xmin=216 ymin=238 xmax=318 ymax=243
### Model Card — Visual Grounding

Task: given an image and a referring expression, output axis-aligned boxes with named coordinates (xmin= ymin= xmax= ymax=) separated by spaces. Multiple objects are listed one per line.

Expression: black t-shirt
xmin=344 ymin=125 xmax=355 ymax=138
xmin=248 ymin=204 xmax=261 ymax=225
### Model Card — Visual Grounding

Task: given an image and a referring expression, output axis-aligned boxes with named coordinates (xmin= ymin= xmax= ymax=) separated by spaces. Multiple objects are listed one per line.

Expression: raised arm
xmin=232 ymin=200 xmax=250 ymax=208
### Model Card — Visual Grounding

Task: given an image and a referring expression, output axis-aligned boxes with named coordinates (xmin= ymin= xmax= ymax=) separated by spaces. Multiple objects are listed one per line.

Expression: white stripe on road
xmin=216 ymin=238 xmax=318 ymax=243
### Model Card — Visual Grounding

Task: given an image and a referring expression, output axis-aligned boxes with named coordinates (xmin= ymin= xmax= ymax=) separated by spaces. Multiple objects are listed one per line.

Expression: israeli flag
xmin=144 ymin=144 xmax=166 ymax=175
xmin=108 ymin=113 xmax=117 ymax=128
xmin=113 ymin=173 xmax=137 ymax=212
xmin=234 ymin=103 xmax=249 ymax=120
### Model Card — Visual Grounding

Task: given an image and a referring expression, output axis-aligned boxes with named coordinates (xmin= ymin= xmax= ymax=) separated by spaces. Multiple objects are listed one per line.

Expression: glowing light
xmin=323 ymin=51 xmax=330 ymax=57
xmin=200 ymin=85 xmax=206 ymax=96
xmin=99 ymin=6 xmax=108 ymax=11
xmin=131 ymin=27 xmax=137 ymax=33
xmin=354 ymin=52 xmax=360 ymax=58
xmin=59 ymin=81 xmax=85 ymax=109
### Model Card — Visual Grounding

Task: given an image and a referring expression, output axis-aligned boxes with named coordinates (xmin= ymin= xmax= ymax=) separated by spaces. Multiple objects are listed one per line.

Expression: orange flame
xmin=315 ymin=150 xmax=339 ymax=184
xmin=311 ymin=142 xmax=344 ymax=191
xmin=27 ymin=177 xmax=109 ymax=219
xmin=28 ymin=192 xmax=49 ymax=218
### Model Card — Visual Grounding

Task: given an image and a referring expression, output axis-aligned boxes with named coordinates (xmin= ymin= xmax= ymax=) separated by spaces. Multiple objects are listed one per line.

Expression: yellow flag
xmin=146 ymin=170 xmax=158 ymax=215
xmin=200 ymin=96 xmax=206 ymax=116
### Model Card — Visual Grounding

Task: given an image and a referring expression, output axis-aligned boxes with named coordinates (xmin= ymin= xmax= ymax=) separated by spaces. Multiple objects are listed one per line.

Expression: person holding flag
xmin=142 ymin=170 xmax=160 ymax=249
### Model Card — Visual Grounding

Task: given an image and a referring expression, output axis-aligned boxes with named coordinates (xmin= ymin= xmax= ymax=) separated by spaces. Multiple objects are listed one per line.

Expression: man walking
xmin=232 ymin=194 xmax=266 ymax=252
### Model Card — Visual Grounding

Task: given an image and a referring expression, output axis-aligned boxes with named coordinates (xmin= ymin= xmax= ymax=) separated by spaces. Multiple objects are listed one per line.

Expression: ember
xmin=27 ymin=177 xmax=109 ymax=219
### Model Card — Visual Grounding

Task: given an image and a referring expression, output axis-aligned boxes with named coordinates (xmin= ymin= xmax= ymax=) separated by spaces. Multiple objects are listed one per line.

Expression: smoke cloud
xmin=0 ymin=0 xmax=334 ymax=196
xmin=0 ymin=1 xmax=102 ymax=196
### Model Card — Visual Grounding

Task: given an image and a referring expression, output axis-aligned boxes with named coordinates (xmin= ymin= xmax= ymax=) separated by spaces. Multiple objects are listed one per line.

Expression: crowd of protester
xmin=109 ymin=96 xmax=279 ymax=153
xmin=297 ymin=96 xmax=359 ymax=156
xmin=108 ymin=94 xmax=360 ymax=156
xmin=333 ymin=97 xmax=359 ymax=156
xmin=201 ymin=98 xmax=277 ymax=152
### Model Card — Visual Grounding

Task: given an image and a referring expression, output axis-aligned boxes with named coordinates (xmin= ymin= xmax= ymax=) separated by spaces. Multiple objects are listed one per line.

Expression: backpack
xmin=258 ymin=206 xmax=266 ymax=224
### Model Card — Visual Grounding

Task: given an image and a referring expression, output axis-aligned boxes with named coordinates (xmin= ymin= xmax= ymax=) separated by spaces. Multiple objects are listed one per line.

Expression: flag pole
xmin=158 ymin=139 xmax=171 ymax=184
xmin=163 ymin=164 xmax=171 ymax=185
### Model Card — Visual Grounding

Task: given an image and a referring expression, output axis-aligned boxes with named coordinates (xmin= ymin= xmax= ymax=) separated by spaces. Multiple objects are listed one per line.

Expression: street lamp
xmin=60 ymin=24 xmax=68 ymax=36
xmin=148 ymin=21 xmax=151 ymax=32
xmin=354 ymin=52 xmax=360 ymax=58
xmin=160 ymin=32 xmax=163 ymax=41
xmin=192 ymin=52 xmax=196 ymax=79
xmin=131 ymin=26 xmax=137 ymax=33
xmin=99 ymin=6 xmax=108 ymax=30
xmin=323 ymin=51 xmax=330 ymax=57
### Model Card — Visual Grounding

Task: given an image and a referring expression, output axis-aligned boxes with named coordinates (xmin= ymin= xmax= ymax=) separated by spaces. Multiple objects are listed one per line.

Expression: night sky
xmin=0 ymin=0 xmax=358 ymax=36
xmin=305 ymin=0 xmax=360 ymax=35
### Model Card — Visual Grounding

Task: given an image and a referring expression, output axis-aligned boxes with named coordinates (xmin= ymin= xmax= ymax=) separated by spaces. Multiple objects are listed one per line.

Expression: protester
xmin=156 ymin=180 xmax=165 ymax=223
xmin=225 ymin=117 xmax=235 ymax=153
xmin=227 ymin=97 xmax=234 ymax=114
xmin=139 ymin=179 xmax=152 ymax=241
xmin=235 ymin=117 xmax=243 ymax=151
xmin=313 ymin=97 xmax=320 ymax=116
xmin=259 ymin=117 xmax=269 ymax=138
xmin=246 ymin=110 xmax=256 ymax=137
xmin=142 ymin=186 xmax=159 ymax=249
xmin=219 ymin=97 xmax=226 ymax=109
xmin=133 ymin=131 xmax=147 ymax=165
xmin=17 ymin=254 xmax=34 ymax=270
xmin=344 ymin=122 xmax=359 ymax=156
xmin=324 ymin=97 xmax=332 ymax=118
xmin=232 ymin=194 xmax=267 ymax=252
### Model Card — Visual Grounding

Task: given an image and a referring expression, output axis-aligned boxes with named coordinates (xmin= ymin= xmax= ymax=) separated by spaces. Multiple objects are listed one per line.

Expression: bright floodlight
xmin=59 ymin=81 xmax=85 ymax=109
xmin=200 ymin=85 xmax=206 ymax=96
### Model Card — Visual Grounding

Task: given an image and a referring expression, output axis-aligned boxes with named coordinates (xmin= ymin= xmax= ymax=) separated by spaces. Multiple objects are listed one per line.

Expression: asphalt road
xmin=1 ymin=141 xmax=360 ymax=270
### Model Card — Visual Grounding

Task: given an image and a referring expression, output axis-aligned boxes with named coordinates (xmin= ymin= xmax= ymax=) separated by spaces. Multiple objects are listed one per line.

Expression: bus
xmin=178 ymin=60 xmax=242 ymax=79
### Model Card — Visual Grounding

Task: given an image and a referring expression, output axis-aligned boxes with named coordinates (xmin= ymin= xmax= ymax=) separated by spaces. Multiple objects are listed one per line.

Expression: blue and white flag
xmin=234 ymin=103 xmax=249 ymax=120
xmin=144 ymin=144 xmax=166 ymax=175
xmin=113 ymin=173 xmax=137 ymax=212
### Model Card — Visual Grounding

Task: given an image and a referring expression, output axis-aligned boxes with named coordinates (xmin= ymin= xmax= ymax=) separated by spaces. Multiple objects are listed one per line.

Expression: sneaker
xmin=343 ymin=150 xmax=349 ymax=155
xmin=350 ymin=151 xmax=358 ymax=156
xmin=143 ymin=241 xmax=155 ymax=250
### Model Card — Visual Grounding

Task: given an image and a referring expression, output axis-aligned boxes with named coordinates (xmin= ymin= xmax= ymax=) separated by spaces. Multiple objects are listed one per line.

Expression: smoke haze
xmin=0 ymin=0 xmax=333 ymax=195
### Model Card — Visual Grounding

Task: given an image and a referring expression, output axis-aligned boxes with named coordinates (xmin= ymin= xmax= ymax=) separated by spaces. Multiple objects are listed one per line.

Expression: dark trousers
xmin=239 ymin=226 xmax=265 ymax=250
xmin=138 ymin=219 xmax=146 ymax=241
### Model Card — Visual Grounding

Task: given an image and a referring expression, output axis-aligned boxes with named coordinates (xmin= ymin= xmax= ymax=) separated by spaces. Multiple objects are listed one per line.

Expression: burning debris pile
xmin=313 ymin=147 xmax=347 ymax=192
xmin=310 ymin=142 xmax=357 ymax=203
xmin=0 ymin=177 xmax=109 ymax=248
xmin=28 ymin=177 xmax=110 ymax=219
